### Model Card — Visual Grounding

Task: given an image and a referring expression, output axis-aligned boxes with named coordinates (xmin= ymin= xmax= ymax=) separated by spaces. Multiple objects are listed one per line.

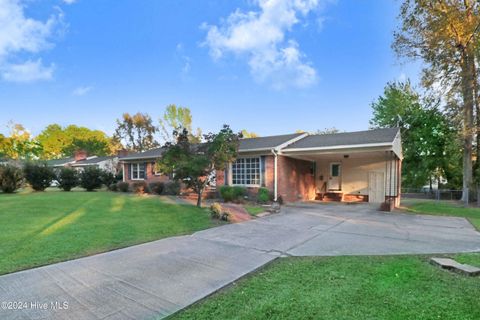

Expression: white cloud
xmin=202 ymin=0 xmax=320 ymax=89
xmin=0 ymin=0 xmax=63 ymax=83
xmin=176 ymin=42 xmax=191 ymax=77
xmin=62 ymin=0 xmax=77 ymax=4
xmin=72 ymin=85 xmax=93 ymax=96
xmin=1 ymin=59 xmax=54 ymax=82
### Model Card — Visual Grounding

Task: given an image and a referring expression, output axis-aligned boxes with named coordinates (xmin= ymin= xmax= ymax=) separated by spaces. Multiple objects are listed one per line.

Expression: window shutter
xmin=261 ymin=156 xmax=266 ymax=187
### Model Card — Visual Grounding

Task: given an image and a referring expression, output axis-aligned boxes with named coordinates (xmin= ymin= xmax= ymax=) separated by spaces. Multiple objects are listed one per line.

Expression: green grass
xmin=244 ymin=205 xmax=266 ymax=216
xmin=172 ymin=254 xmax=480 ymax=320
xmin=401 ymin=199 xmax=480 ymax=230
xmin=0 ymin=190 xmax=216 ymax=275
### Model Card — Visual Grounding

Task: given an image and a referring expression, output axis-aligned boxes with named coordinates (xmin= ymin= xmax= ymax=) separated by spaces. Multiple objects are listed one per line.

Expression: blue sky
xmin=0 ymin=0 xmax=421 ymax=137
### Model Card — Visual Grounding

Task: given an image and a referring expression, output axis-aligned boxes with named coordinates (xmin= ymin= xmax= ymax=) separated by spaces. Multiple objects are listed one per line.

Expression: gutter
xmin=271 ymin=148 xmax=278 ymax=202
xmin=282 ymin=142 xmax=393 ymax=153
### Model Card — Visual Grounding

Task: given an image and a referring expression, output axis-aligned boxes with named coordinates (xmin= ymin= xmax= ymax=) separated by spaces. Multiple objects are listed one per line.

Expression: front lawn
xmin=401 ymin=199 xmax=480 ymax=230
xmin=244 ymin=205 xmax=266 ymax=216
xmin=172 ymin=254 xmax=480 ymax=320
xmin=0 ymin=190 xmax=216 ymax=275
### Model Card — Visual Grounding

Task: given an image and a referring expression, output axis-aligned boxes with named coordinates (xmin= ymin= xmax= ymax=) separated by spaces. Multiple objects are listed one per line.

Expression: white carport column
xmin=122 ymin=162 xmax=126 ymax=182
xmin=271 ymin=149 xmax=278 ymax=202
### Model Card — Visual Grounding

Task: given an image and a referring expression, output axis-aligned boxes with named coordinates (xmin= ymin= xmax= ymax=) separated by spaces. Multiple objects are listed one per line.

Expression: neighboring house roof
xmin=46 ymin=157 xmax=75 ymax=167
xmin=70 ymin=156 xmax=117 ymax=166
xmin=283 ymin=128 xmax=400 ymax=151
xmin=239 ymin=133 xmax=306 ymax=151
xmin=119 ymin=147 xmax=165 ymax=161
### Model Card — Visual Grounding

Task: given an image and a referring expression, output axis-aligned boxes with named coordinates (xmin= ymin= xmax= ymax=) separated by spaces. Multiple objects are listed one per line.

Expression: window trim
xmin=230 ymin=156 xmax=262 ymax=187
xmin=130 ymin=162 xmax=146 ymax=180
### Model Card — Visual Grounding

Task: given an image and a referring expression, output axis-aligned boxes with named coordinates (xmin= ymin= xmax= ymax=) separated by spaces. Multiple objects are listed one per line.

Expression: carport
xmin=280 ymin=130 xmax=403 ymax=210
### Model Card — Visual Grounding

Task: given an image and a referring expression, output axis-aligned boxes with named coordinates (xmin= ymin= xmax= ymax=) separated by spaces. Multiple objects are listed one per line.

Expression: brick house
xmin=120 ymin=128 xmax=402 ymax=207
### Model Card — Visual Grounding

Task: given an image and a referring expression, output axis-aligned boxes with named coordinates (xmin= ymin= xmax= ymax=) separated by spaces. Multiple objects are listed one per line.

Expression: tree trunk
xmin=460 ymin=49 xmax=476 ymax=204
xmin=473 ymin=56 xmax=480 ymax=206
xmin=196 ymin=188 xmax=203 ymax=207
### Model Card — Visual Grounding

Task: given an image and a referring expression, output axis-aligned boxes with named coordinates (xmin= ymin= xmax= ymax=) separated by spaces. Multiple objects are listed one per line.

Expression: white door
xmin=328 ymin=163 xmax=341 ymax=190
xmin=368 ymin=172 xmax=385 ymax=203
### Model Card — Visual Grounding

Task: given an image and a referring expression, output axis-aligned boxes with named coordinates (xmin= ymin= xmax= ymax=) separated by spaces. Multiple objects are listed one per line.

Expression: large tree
xmin=393 ymin=0 xmax=480 ymax=201
xmin=240 ymin=130 xmax=259 ymax=138
xmin=0 ymin=123 xmax=42 ymax=160
xmin=37 ymin=124 xmax=118 ymax=159
xmin=157 ymin=125 xmax=241 ymax=207
xmin=114 ymin=112 xmax=158 ymax=152
xmin=159 ymin=105 xmax=202 ymax=143
xmin=370 ymin=81 xmax=460 ymax=189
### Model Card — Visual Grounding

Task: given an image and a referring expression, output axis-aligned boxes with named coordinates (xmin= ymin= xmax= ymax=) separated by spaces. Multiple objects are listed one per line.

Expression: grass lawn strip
xmin=401 ymin=199 xmax=480 ymax=230
xmin=172 ymin=254 xmax=480 ymax=320
xmin=0 ymin=190 xmax=216 ymax=275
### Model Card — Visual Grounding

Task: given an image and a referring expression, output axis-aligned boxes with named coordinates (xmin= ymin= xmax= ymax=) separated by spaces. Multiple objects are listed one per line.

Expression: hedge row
xmin=0 ymin=163 xmax=120 ymax=193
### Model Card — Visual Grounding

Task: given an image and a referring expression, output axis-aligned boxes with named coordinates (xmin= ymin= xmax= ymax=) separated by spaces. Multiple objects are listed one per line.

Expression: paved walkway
xmin=1 ymin=204 xmax=480 ymax=319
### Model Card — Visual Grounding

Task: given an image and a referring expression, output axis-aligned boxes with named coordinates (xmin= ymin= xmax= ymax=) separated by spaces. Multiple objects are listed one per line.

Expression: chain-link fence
xmin=402 ymin=188 xmax=463 ymax=201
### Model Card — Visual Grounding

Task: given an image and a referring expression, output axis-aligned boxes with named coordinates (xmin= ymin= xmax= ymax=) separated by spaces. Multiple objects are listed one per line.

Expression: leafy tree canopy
xmin=0 ymin=123 xmax=42 ymax=160
xmin=114 ymin=112 xmax=158 ymax=152
xmin=159 ymin=104 xmax=202 ymax=143
xmin=157 ymin=125 xmax=241 ymax=207
xmin=240 ymin=130 xmax=258 ymax=138
xmin=36 ymin=124 xmax=118 ymax=159
xmin=370 ymin=81 xmax=460 ymax=189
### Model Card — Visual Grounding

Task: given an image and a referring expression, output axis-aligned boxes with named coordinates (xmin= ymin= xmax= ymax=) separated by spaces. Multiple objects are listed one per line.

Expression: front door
xmin=328 ymin=163 xmax=341 ymax=190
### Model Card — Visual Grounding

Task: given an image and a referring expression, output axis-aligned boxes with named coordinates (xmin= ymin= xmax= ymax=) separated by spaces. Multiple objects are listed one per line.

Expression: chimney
xmin=117 ymin=149 xmax=129 ymax=158
xmin=74 ymin=150 xmax=88 ymax=161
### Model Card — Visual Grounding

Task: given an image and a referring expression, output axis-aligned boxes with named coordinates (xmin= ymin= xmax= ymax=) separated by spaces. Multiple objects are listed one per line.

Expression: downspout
xmin=271 ymin=149 xmax=278 ymax=202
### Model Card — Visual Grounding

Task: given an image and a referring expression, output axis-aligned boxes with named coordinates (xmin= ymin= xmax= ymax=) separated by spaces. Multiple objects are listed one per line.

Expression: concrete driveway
xmin=1 ymin=203 xmax=480 ymax=320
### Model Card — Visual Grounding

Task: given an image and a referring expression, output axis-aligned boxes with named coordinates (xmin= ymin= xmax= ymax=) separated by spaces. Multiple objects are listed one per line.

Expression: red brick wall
xmin=123 ymin=161 xmax=171 ymax=184
xmin=277 ymin=155 xmax=316 ymax=202
xmin=215 ymin=155 xmax=315 ymax=203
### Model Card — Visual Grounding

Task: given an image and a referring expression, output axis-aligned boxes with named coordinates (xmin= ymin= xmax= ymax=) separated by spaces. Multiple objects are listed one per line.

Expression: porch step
xmin=316 ymin=192 xmax=343 ymax=202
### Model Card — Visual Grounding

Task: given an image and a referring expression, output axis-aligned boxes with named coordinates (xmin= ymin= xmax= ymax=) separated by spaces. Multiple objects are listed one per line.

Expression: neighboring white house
xmin=46 ymin=150 xmax=120 ymax=174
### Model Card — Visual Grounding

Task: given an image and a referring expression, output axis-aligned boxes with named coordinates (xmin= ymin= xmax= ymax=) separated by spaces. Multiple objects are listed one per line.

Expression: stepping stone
xmin=430 ymin=257 xmax=480 ymax=276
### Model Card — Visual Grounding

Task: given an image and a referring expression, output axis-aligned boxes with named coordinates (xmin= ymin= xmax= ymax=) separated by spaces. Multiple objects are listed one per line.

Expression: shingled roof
xmin=239 ymin=133 xmax=305 ymax=151
xmin=283 ymin=128 xmax=400 ymax=150
xmin=119 ymin=128 xmax=400 ymax=160
xmin=119 ymin=147 xmax=165 ymax=161
xmin=71 ymin=156 xmax=117 ymax=166
xmin=46 ymin=157 xmax=75 ymax=167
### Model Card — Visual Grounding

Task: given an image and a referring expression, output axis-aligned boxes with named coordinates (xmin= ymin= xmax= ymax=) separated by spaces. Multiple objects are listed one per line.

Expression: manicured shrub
xmin=219 ymin=186 xmax=234 ymax=202
xmin=132 ymin=181 xmax=148 ymax=194
xmin=117 ymin=181 xmax=129 ymax=192
xmin=210 ymin=202 xmax=222 ymax=219
xmin=79 ymin=167 xmax=103 ymax=191
xmin=23 ymin=163 xmax=55 ymax=191
xmin=101 ymin=170 xmax=116 ymax=188
xmin=257 ymin=187 xmax=271 ymax=203
xmin=0 ymin=165 xmax=23 ymax=193
xmin=149 ymin=182 xmax=165 ymax=195
xmin=109 ymin=183 xmax=118 ymax=192
xmin=56 ymin=167 xmax=78 ymax=191
xmin=164 ymin=181 xmax=181 ymax=195
xmin=232 ymin=186 xmax=247 ymax=200
xmin=220 ymin=185 xmax=247 ymax=202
